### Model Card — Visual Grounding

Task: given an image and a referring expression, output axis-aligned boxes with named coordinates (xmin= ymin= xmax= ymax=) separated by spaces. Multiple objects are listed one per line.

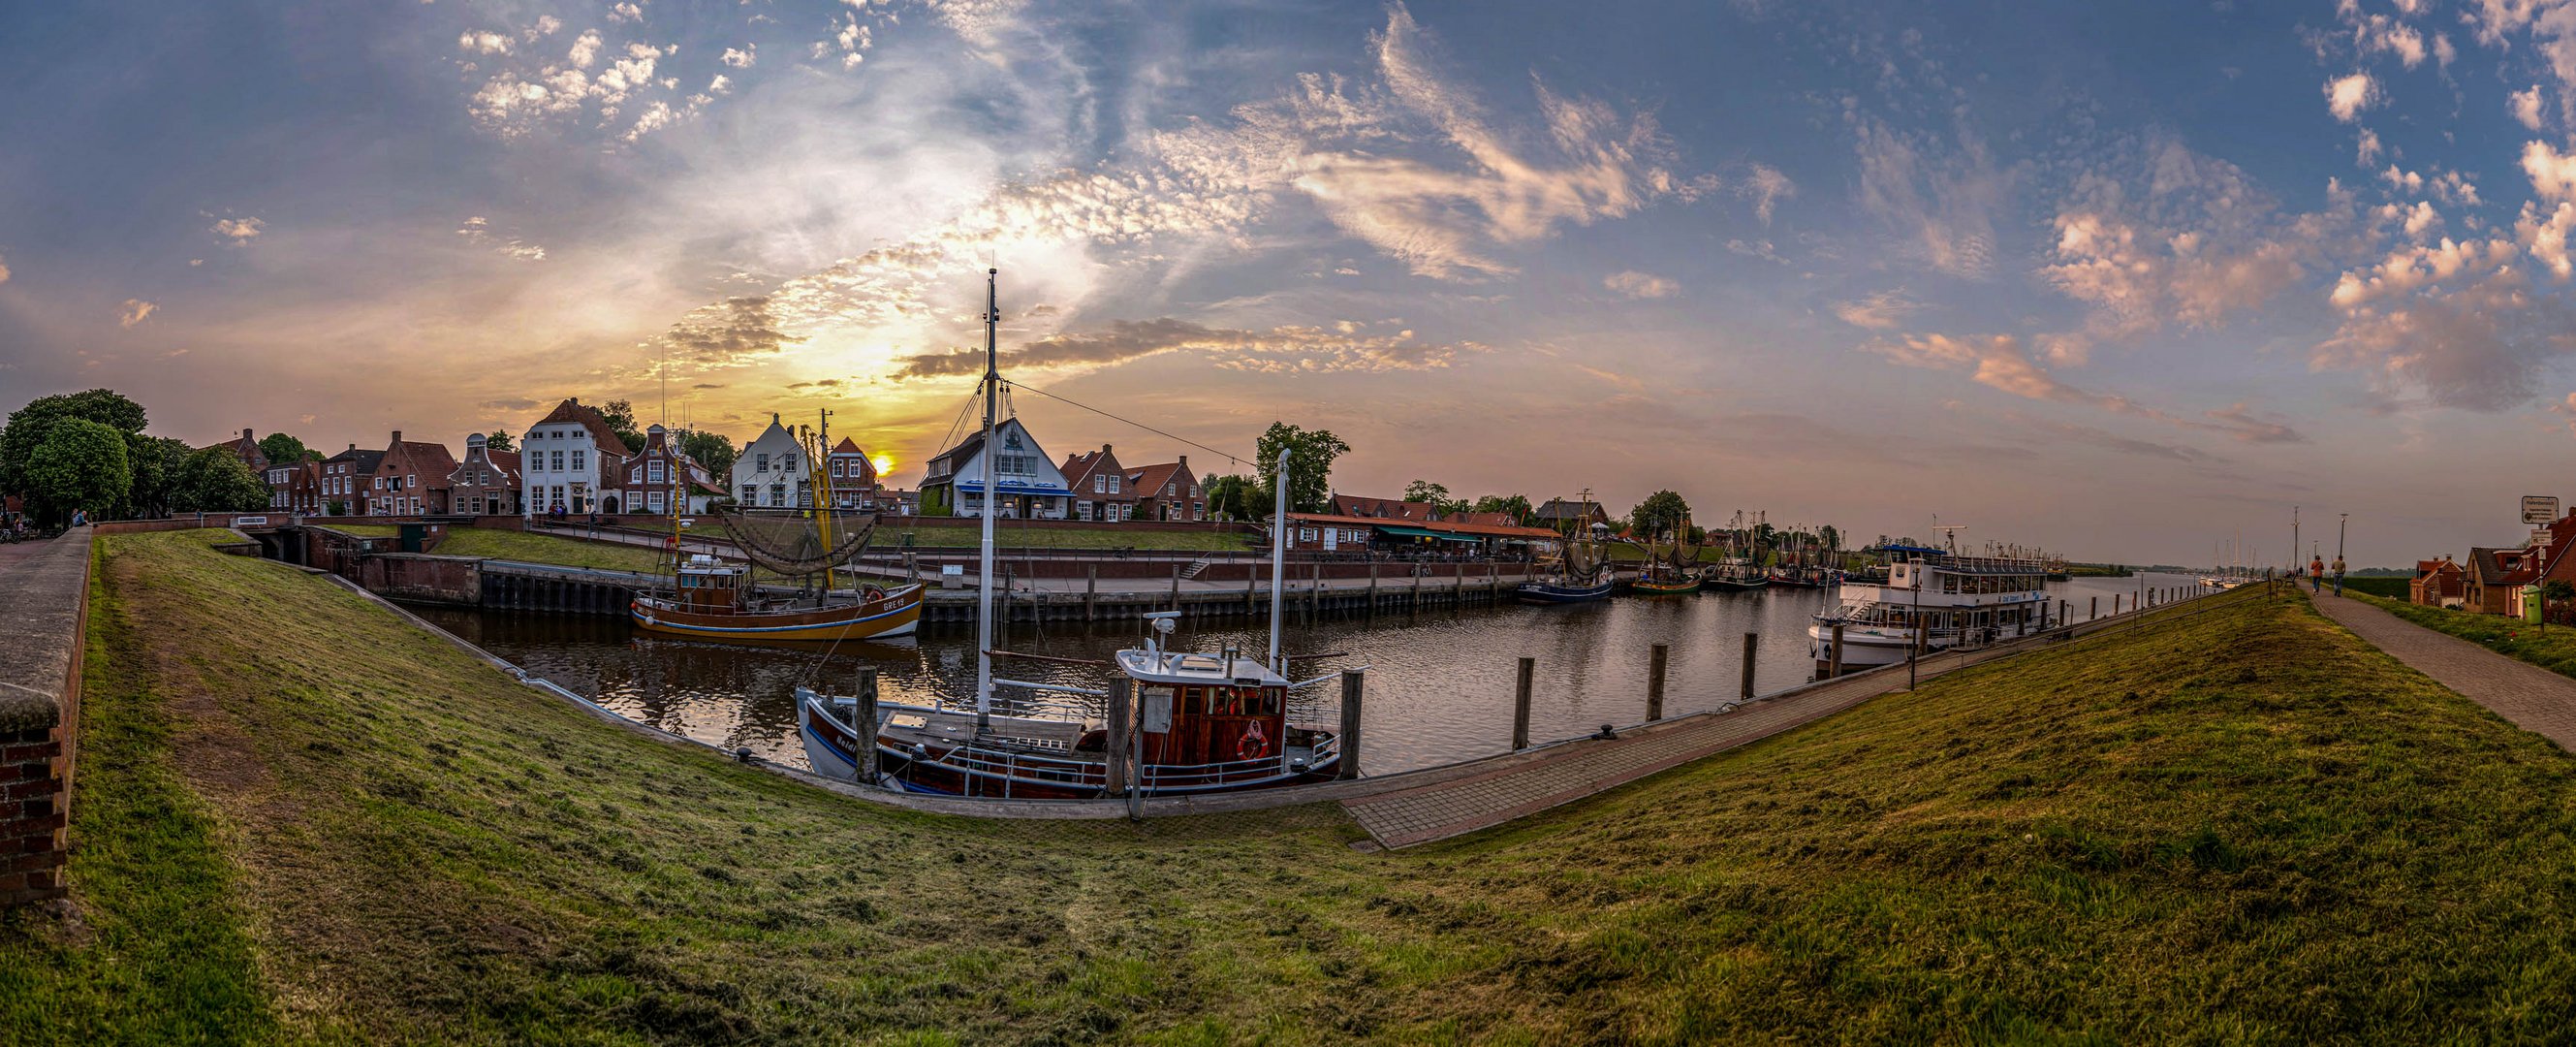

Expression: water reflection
xmin=410 ymin=572 xmax=2198 ymax=776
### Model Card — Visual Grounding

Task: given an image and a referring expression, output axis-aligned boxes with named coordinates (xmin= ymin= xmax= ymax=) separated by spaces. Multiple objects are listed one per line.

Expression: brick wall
xmin=0 ymin=726 xmax=67 ymax=905
xmin=0 ymin=528 xmax=88 ymax=909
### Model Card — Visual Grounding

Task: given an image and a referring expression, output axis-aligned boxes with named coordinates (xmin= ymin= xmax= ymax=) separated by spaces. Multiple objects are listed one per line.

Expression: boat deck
xmin=877 ymin=707 xmax=1094 ymax=754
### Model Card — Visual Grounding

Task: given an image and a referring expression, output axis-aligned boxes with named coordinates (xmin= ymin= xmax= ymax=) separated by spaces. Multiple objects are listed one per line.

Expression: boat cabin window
xmin=1179 ymin=685 xmax=1279 ymax=717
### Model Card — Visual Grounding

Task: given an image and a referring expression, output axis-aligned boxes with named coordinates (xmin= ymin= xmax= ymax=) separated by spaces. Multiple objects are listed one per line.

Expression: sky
xmin=11 ymin=1 xmax=2576 ymax=566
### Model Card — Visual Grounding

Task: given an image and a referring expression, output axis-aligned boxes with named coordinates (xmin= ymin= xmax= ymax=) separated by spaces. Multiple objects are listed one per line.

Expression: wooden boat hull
xmin=1627 ymin=577 xmax=1702 ymax=595
xmin=1708 ymin=577 xmax=1770 ymax=592
xmin=798 ymin=694 xmax=1338 ymax=798
xmin=631 ymin=584 xmax=925 ymax=641
xmin=1516 ymin=579 xmax=1615 ymax=604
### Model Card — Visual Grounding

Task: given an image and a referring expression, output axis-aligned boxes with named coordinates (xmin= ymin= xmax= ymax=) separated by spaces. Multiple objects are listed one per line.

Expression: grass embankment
xmin=428 ymin=527 xmax=669 ymax=574
xmin=887 ymin=522 xmax=1253 ymax=553
xmin=2340 ymin=576 xmax=2412 ymax=598
xmin=2350 ymin=591 xmax=2576 ymax=679
xmin=9 ymin=532 xmax=2576 ymax=1042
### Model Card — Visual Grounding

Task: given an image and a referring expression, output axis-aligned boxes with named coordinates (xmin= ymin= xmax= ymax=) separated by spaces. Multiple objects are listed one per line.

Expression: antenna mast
xmin=976 ymin=269 xmax=999 ymax=733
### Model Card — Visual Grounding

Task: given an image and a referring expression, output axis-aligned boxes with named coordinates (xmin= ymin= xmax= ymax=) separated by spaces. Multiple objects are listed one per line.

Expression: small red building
xmin=368 ymin=431 xmax=457 ymax=516
xmin=1330 ymin=494 xmax=1437 ymax=522
xmin=317 ymin=444 xmax=385 ymax=516
xmin=2410 ymin=556 xmax=2465 ymax=608
xmin=1126 ymin=456 xmax=1206 ymax=522
xmin=1060 ymin=444 xmax=1136 ymax=522
xmin=826 ymin=436 xmax=883 ymax=510
xmin=447 ymin=433 xmax=522 ymax=517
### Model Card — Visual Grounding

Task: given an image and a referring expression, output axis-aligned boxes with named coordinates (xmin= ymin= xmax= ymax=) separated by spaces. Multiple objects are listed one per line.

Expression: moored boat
xmin=632 ymin=556 xmax=924 ymax=641
xmin=1808 ymin=535 xmax=2054 ymax=675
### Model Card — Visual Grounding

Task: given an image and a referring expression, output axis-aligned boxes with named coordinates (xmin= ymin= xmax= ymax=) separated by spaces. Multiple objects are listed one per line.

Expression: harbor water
xmin=410 ymin=571 xmax=2202 ymax=777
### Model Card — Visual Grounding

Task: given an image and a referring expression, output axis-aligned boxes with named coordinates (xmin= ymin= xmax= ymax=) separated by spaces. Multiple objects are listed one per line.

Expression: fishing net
xmin=715 ymin=507 xmax=880 ymax=577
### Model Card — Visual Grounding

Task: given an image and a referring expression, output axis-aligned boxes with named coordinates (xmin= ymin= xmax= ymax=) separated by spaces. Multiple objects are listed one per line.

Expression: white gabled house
xmin=729 ymin=414 xmax=810 ymax=509
xmin=921 ymin=417 xmax=1072 ymax=519
xmin=519 ymin=397 xmax=630 ymax=516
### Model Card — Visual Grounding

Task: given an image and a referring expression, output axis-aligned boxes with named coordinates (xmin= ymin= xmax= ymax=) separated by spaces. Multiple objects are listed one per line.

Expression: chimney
xmin=1103 ymin=443 xmax=1113 ymax=457
xmin=391 ymin=430 xmax=402 ymax=447
xmin=347 ymin=443 xmax=357 ymax=452
xmin=242 ymin=428 xmax=254 ymax=441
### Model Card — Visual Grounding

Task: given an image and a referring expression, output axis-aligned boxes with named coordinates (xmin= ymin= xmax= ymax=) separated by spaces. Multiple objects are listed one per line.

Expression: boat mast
xmin=1269 ymin=445 xmax=1289 ymax=671
xmin=815 ymin=408 xmax=836 ymax=591
xmin=976 ymin=269 xmax=999 ymax=733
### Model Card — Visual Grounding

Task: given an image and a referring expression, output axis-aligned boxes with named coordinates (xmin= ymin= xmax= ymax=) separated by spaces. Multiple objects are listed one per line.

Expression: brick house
xmin=614 ymin=424 xmax=726 ymax=515
xmin=206 ymin=428 xmax=269 ymax=472
xmin=317 ymin=444 xmax=385 ymax=516
xmin=2410 ymin=556 xmax=2465 ymax=608
xmin=1278 ymin=512 xmax=1387 ymax=552
xmin=1448 ymin=510 xmax=1521 ymax=527
xmin=1331 ymin=494 xmax=1437 ymax=522
xmin=263 ymin=459 xmax=322 ymax=515
xmin=446 ymin=432 xmax=523 ymax=517
xmin=1533 ymin=497 xmax=1612 ymax=532
xmin=1059 ymin=444 xmax=1136 ymax=522
xmin=368 ymin=431 xmax=457 ymax=516
xmin=826 ymin=436 xmax=882 ymax=510
xmin=1126 ymin=457 xmax=1206 ymax=522
xmin=520 ymin=397 xmax=630 ymax=516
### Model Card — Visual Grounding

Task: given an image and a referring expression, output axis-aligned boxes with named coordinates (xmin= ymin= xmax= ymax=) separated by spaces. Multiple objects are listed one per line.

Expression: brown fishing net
xmin=715 ymin=507 xmax=880 ymax=577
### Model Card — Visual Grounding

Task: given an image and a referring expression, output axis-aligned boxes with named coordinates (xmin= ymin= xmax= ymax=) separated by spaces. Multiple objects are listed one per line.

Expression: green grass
xmin=10 ymin=533 xmax=2576 ymax=1042
xmin=887 ymin=521 xmax=1255 ymax=552
xmin=2350 ymin=591 xmax=2576 ymax=678
xmin=427 ymin=528 xmax=670 ymax=574
xmin=317 ymin=524 xmax=400 ymax=537
xmin=2340 ymin=576 xmax=2412 ymax=598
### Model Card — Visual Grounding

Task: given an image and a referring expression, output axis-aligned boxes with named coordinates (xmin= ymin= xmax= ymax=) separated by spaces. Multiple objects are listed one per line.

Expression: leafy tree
xmin=1 ymin=388 xmax=148 ymax=501
xmin=1629 ymin=490 xmax=1692 ymax=541
xmin=256 ymin=432 xmax=310 ymax=467
xmin=22 ymin=419 xmax=130 ymax=524
xmin=1402 ymin=479 xmax=1448 ymax=505
xmin=484 ymin=429 xmax=515 ymax=452
xmin=1253 ymin=423 xmax=1349 ymax=516
xmin=675 ymin=428 xmax=737 ymax=476
xmin=169 ymin=446 xmax=269 ymax=513
xmin=125 ymin=436 xmax=193 ymax=519
xmin=1204 ymin=474 xmax=1262 ymax=521
xmin=1470 ymin=493 xmax=1534 ymax=524
xmin=1818 ymin=524 xmax=1840 ymax=554
xmin=599 ymin=399 xmax=648 ymax=453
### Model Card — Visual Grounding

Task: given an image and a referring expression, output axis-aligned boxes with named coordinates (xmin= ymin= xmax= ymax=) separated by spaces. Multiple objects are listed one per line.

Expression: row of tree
xmin=0 ymin=389 xmax=273 ymax=525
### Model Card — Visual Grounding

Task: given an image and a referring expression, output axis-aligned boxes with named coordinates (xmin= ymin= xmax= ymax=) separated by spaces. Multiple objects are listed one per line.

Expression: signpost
xmin=2524 ymin=495 xmax=2560 ymax=525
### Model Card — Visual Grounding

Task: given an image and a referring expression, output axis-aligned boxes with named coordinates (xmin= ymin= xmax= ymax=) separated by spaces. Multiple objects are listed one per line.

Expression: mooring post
xmin=1368 ymin=559 xmax=1380 ymax=614
xmin=1513 ymin=656 xmax=1535 ymax=749
xmin=1411 ymin=566 xmax=1423 ymax=616
xmin=1739 ymin=633 xmax=1755 ymax=703
xmin=2090 ymin=595 xmax=2098 ymax=621
xmin=1086 ymin=563 xmax=1098 ymax=622
xmin=1170 ymin=562 xmax=1181 ymax=611
xmin=855 ymin=667 xmax=881 ymax=782
xmin=1829 ymin=622 xmax=1845 ymax=679
xmin=1337 ymin=669 xmax=1365 ymax=779
xmin=1106 ymin=677 xmax=1132 ymax=796
xmin=2059 ymin=600 xmax=2068 ymax=629
xmin=1649 ymin=644 xmax=1670 ymax=719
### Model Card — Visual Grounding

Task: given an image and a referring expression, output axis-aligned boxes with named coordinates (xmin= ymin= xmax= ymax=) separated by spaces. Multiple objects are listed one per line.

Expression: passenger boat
xmin=631 ymin=555 xmax=924 ymax=641
xmin=795 ymin=270 xmax=1340 ymax=798
xmin=1808 ymin=537 xmax=2054 ymax=675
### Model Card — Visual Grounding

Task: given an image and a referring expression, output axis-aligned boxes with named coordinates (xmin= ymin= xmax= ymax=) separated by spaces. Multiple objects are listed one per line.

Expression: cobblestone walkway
xmin=2311 ymin=594 xmax=2576 ymax=751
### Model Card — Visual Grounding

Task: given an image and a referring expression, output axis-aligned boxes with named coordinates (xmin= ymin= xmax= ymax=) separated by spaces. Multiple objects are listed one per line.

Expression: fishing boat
xmin=1808 ymin=531 xmax=2054 ymax=674
xmin=629 ymin=412 xmax=924 ymax=642
xmin=1706 ymin=511 xmax=1770 ymax=591
xmin=1623 ymin=520 xmax=1704 ymax=595
xmin=1518 ymin=493 xmax=1615 ymax=604
xmin=795 ymin=270 xmax=1342 ymax=798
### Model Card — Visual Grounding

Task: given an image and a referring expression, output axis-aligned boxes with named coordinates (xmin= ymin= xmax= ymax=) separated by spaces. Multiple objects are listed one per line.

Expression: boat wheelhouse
xmin=1808 ymin=546 xmax=2054 ymax=673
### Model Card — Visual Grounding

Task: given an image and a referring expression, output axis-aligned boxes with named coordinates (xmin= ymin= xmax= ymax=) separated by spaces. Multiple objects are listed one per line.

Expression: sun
xmin=870 ymin=454 xmax=895 ymax=476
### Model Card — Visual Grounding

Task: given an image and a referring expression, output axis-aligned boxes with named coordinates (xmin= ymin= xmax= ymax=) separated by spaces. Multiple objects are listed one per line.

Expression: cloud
xmin=1602 ymin=270 xmax=1677 ymax=299
xmin=1736 ymin=162 xmax=1795 ymax=223
xmin=2323 ymin=73 xmax=2378 ymax=122
xmin=211 ymin=216 xmax=264 ymax=241
xmin=457 ymin=29 xmax=512 ymax=55
xmin=892 ymin=317 xmax=1477 ymax=379
xmin=1832 ymin=290 xmax=1917 ymax=330
xmin=607 ymin=2 xmax=642 ymax=25
xmin=720 ymin=44 xmax=755 ymax=68
xmin=650 ymin=295 xmax=802 ymax=370
xmin=2513 ymin=84 xmax=2547 ymax=130
xmin=1852 ymin=116 xmax=2005 ymax=278
xmin=0 ymin=252 xmax=10 ymax=284
xmin=2526 ymin=140 xmax=2576 ymax=202
xmin=118 ymin=299 xmax=156 ymax=328
xmin=479 ymin=397 xmax=543 ymax=412
xmin=528 ymin=15 xmax=561 ymax=39
xmin=1871 ymin=332 xmax=2302 ymax=442
xmin=569 ymin=29 xmax=600 ymax=69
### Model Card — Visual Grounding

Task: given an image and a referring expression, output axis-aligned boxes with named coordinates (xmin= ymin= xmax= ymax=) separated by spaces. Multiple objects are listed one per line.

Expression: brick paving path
xmin=1343 ymin=587 xmax=2255 ymax=847
xmin=2310 ymin=594 xmax=2576 ymax=751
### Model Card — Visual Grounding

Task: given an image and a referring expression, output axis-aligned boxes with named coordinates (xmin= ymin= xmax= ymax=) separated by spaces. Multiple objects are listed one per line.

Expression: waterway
xmin=410 ymin=571 xmax=2200 ymax=777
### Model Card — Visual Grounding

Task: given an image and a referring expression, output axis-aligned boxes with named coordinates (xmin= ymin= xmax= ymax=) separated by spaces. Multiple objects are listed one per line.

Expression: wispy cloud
xmin=1871 ymin=332 xmax=2302 ymax=443
xmin=118 ymin=299 xmax=156 ymax=328
xmin=1603 ymin=270 xmax=1677 ymax=300
xmin=210 ymin=216 xmax=264 ymax=242
xmin=893 ymin=317 xmax=1477 ymax=379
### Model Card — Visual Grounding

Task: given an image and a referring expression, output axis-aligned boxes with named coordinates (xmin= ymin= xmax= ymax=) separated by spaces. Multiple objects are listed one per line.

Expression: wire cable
xmin=1003 ymin=379 xmax=1256 ymax=471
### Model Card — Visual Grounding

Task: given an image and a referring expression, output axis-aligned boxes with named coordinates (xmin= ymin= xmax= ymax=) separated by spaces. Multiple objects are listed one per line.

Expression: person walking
xmin=2330 ymin=554 xmax=2346 ymax=596
xmin=2309 ymin=554 xmax=2326 ymax=593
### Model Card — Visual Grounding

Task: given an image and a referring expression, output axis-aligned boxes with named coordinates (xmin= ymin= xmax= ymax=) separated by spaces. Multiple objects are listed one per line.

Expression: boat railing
xmin=1137 ymin=751 xmax=1308 ymax=790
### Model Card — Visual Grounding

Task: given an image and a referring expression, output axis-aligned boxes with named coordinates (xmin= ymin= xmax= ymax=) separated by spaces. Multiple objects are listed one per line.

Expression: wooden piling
xmin=1085 ymin=564 xmax=1097 ymax=622
xmin=2091 ymin=595 xmax=2099 ymax=620
xmin=1513 ymin=656 xmax=1534 ymax=749
xmin=1649 ymin=644 xmax=1669 ymax=720
xmin=1170 ymin=563 xmax=1181 ymax=612
xmin=1740 ymin=632 xmax=1755 ymax=702
xmin=1337 ymin=669 xmax=1365 ymax=780
xmin=1829 ymin=622 xmax=1844 ymax=679
xmin=855 ymin=667 xmax=880 ymax=782
xmin=1367 ymin=560 xmax=1379 ymax=615
xmin=1105 ymin=677 xmax=1131 ymax=796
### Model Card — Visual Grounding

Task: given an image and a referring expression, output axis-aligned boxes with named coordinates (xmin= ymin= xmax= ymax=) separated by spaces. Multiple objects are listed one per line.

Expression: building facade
xmin=1059 ymin=444 xmax=1135 ymax=522
xmin=730 ymin=415 xmax=809 ymax=509
xmin=615 ymin=424 xmax=726 ymax=515
xmin=519 ymin=398 xmax=630 ymax=516
xmin=1126 ymin=457 xmax=1207 ymax=522
xmin=264 ymin=460 xmax=322 ymax=515
xmin=826 ymin=437 xmax=882 ymax=510
xmin=317 ymin=444 xmax=385 ymax=516
xmin=447 ymin=433 xmax=523 ymax=517
xmin=367 ymin=432 xmax=457 ymax=517
xmin=921 ymin=418 xmax=1071 ymax=519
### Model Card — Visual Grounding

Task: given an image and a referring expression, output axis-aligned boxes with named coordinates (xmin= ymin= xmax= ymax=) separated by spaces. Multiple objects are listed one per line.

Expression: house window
xmin=1093 ymin=475 xmax=1106 ymax=493
xmin=407 ymin=475 xmax=417 ymax=489
xmin=756 ymin=453 xmax=769 ymax=472
xmin=1108 ymin=475 xmax=1121 ymax=493
xmin=550 ymin=451 xmax=565 ymax=472
xmin=738 ymin=485 xmax=753 ymax=503
xmin=1164 ymin=482 xmax=1176 ymax=496
xmin=1299 ymin=527 xmax=1316 ymax=543
xmin=648 ymin=491 xmax=666 ymax=513
xmin=571 ymin=450 xmax=585 ymax=472
xmin=770 ymin=483 xmax=786 ymax=506
xmin=648 ymin=460 xmax=666 ymax=484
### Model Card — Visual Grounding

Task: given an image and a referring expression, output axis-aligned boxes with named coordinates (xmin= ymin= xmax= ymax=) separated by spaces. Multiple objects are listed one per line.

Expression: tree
xmin=1630 ymin=490 xmax=1691 ymax=542
xmin=1253 ymin=423 xmax=1349 ymax=515
xmin=125 ymin=436 xmax=193 ymax=519
xmin=1818 ymin=524 xmax=1840 ymax=555
xmin=1403 ymin=479 xmax=1448 ymax=505
xmin=485 ymin=429 xmax=515 ymax=452
xmin=1470 ymin=493 xmax=1534 ymax=524
xmin=256 ymin=432 xmax=310 ymax=467
xmin=169 ymin=446 xmax=269 ymax=513
xmin=675 ymin=428 xmax=737 ymax=477
xmin=22 ymin=419 xmax=130 ymax=524
xmin=1204 ymin=474 xmax=1262 ymax=521
xmin=1 ymin=388 xmax=148 ymax=503
xmin=599 ymin=399 xmax=648 ymax=453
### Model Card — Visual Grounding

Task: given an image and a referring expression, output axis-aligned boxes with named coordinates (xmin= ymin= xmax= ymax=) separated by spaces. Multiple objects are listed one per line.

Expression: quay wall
xmin=0 ymin=529 xmax=90 ymax=907
xmin=356 ymin=555 xmax=484 ymax=606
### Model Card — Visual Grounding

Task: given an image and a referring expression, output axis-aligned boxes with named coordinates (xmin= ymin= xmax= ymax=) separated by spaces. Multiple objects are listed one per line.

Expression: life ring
xmin=1237 ymin=721 xmax=1272 ymax=761
xmin=863 ymin=585 xmax=887 ymax=602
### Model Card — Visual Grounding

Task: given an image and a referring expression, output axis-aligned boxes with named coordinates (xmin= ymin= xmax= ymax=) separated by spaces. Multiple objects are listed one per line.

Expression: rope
xmin=1004 ymin=379 xmax=1255 ymax=471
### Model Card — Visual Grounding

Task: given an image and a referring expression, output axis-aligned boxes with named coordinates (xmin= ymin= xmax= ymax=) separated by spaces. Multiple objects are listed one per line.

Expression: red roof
xmin=1332 ymin=494 xmax=1434 ymax=521
xmin=1060 ymin=448 xmax=1125 ymax=494
xmin=529 ymin=397 xmax=630 ymax=456
xmin=1126 ymin=460 xmax=1196 ymax=499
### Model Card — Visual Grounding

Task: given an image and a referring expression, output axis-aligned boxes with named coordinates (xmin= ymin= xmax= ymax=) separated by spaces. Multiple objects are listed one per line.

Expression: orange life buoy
xmin=1237 ymin=721 xmax=1272 ymax=761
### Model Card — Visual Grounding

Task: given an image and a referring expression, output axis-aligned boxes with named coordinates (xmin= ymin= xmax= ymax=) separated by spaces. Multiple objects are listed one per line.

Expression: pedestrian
xmin=2309 ymin=554 xmax=2325 ymax=593
xmin=2330 ymin=555 xmax=2346 ymax=596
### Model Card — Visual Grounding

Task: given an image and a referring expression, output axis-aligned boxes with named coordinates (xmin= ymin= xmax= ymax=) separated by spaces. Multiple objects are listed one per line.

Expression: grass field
xmin=428 ymin=527 xmax=669 ymax=574
xmin=886 ymin=521 xmax=1256 ymax=552
xmin=9 ymin=531 xmax=2576 ymax=1042
xmin=2349 ymin=591 xmax=2576 ymax=679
